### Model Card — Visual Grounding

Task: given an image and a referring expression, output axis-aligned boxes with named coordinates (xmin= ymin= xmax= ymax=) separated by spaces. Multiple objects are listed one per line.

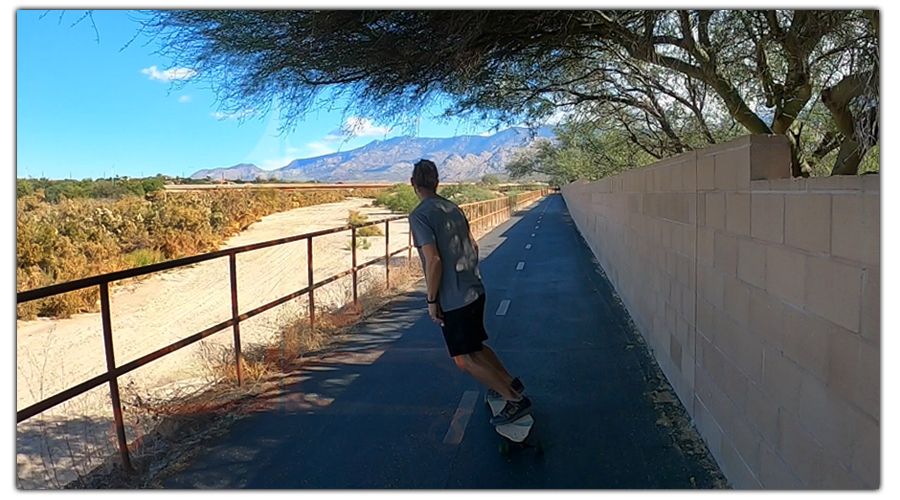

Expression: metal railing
xmin=464 ymin=189 xmax=547 ymax=239
xmin=16 ymin=189 xmax=548 ymax=472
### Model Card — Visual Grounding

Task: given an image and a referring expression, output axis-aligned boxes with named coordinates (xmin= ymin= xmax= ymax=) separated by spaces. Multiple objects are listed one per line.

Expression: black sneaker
xmin=485 ymin=377 xmax=525 ymax=401
xmin=490 ymin=396 xmax=533 ymax=426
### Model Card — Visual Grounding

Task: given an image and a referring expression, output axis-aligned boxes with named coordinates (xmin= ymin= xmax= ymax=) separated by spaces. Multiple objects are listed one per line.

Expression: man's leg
xmin=472 ymin=345 xmax=514 ymax=386
xmin=455 ymin=353 xmax=522 ymax=402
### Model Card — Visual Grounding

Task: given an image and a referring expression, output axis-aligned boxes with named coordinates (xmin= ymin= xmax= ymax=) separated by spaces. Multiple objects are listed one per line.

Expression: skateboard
xmin=486 ymin=393 xmax=543 ymax=456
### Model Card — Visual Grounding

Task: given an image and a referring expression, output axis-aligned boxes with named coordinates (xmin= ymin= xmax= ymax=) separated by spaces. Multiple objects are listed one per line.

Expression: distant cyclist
xmin=407 ymin=159 xmax=531 ymax=425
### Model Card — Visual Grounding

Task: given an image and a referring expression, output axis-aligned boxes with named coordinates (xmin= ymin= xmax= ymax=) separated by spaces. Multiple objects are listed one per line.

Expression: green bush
xmin=373 ymin=182 xmax=508 ymax=212
xmin=481 ymin=174 xmax=501 ymax=185
xmin=374 ymin=184 xmax=420 ymax=214
xmin=17 ymin=179 xmax=35 ymax=198
xmin=123 ymin=248 xmax=166 ymax=268
xmin=437 ymin=184 xmax=498 ymax=204
xmin=92 ymin=180 xmax=133 ymax=200
xmin=141 ymin=177 xmax=165 ymax=194
xmin=43 ymin=181 xmax=94 ymax=202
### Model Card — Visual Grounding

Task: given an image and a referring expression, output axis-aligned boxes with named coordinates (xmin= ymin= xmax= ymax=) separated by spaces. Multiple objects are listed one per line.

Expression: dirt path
xmin=16 ymin=198 xmax=411 ymax=488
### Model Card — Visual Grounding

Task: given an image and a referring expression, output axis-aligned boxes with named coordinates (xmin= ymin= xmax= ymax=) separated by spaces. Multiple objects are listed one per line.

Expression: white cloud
xmin=326 ymin=117 xmax=391 ymax=141
xmin=211 ymin=109 xmax=259 ymax=121
xmin=178 ymin=95 xmax=191 ymax=103
xmin=141 ymin=65 xmax=197 ymax=82
xmin=286 ymin=146 xmax=299 ymax=154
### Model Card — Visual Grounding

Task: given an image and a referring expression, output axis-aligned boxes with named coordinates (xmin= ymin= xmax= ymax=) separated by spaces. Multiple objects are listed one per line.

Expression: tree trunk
xmin=787 ymin=138 xmax=806 ymax=177
xmin=830 ymin=138 xmax=867 ymax=176
xmin=821 ymin=70 xmax=877 ymax=176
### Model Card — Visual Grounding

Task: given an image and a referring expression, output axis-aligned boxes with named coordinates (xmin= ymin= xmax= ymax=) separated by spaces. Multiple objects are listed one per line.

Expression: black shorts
xmin=441 ymin=294 xmax=489 ymax=357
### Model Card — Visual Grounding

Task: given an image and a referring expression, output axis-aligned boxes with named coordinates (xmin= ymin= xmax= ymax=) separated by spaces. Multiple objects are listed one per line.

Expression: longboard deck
xmin=486 ymin=394 xmax=534 ymax=443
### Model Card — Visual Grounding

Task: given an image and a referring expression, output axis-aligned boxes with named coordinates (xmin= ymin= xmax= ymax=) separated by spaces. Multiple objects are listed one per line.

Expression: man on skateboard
xmin=408 ymin=159 xmax=532 ymax=426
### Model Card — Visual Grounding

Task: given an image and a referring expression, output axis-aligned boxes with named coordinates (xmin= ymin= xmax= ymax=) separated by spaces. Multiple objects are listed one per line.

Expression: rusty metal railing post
xmin=481 ymin=204 xmax=486 ymax=234
xmin=352 ymin=227 xmax=358 ymax=305
xmin=228 ymin=252 xmax=243 ymax=387
xmin=492 ymin=200 xmax=496 ymax=228
xmin=100 ymin=282 xmax=135 ymax=474
xmin=385 ymin=219 xmax=391 ymax=290
xmin=308 ymin=237 xmax=315 ymax=327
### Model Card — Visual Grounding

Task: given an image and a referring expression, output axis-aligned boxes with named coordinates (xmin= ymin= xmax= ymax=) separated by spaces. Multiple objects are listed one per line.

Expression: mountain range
xmin=190 ymin=127 xmax=555 ymax=183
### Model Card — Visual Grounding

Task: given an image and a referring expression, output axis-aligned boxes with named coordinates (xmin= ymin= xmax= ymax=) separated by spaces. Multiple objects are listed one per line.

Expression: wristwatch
xmin=427 ymin=298 xmax=438 ymax=304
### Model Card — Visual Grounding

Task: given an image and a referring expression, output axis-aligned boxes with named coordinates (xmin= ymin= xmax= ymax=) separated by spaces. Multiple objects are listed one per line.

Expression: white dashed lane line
xmin=516 ymin=261 xmax=525 ymax=271
xmin=525 ymin=244 xmax=532 ymax=250
xmin=442 ymin=391 xmax=479 ymax=445
xmin=496 ymin=300 xmax=511 ymax=316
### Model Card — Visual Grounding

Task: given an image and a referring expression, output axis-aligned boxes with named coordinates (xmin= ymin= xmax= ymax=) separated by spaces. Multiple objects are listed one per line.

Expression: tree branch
xmin=697 ymin=10 xmax=713 ymax=47
xmin=821 ymin=69 xmax=877 ymax=137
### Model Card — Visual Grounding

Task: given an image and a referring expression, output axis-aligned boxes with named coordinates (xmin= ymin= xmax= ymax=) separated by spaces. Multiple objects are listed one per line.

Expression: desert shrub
xmin=141 ymin=178 xmax=165 ymax=194
xmin=347 ymin=210 xmax=384 ymax=237
xmin=373 ymin=183 xmax=508 ymax=212
xmin=18 ymin=176 xmax=170 ymax=203
xmin=374 ymin=184 xmax=419 ymax=214
xmin=358 ymin=225 xmax=383 ymax=237
xmin=43 ymin=181 xmax=95 ymax=203
xmin=345 ymin=237 xmax=372 ymax=250
xmin=353 ymin=188 xmax=386 ymax=199
xmin=123 ymin=248 xmax=166 ymax=268
xmin=90 ymin=180 xmax=134 ymax=200
xmin=437 ymin=184 xmax=498 ymax=204
xmin=481 ymin=174 xmax=501 ymax=185
xmin=17 ymin=179 xmax=35 ymax=198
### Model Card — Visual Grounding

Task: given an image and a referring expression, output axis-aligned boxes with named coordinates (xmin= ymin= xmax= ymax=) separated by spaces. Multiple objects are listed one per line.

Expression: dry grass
xmin=344 ymin=237 xmax=373 ymax=251
xmin=347 ymin=210 xmax=384 ymax=237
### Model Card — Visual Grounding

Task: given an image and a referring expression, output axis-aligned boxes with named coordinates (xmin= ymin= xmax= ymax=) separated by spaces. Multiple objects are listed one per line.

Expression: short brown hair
xmin=412 ymin=159 xmax=439 ymax=191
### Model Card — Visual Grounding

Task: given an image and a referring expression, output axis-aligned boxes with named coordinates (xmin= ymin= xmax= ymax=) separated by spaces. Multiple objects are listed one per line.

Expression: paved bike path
xmin=161 ymin=195 xmax=723 ymax=489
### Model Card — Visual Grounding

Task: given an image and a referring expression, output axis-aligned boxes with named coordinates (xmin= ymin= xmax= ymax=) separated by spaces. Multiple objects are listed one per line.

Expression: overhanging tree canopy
xmin=139 ymin=9 xmax=879 ymax=176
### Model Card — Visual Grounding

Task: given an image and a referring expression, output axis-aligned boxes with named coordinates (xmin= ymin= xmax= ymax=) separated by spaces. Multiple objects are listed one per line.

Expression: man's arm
xmin=421 ymin=243 xmax=442 ymax=303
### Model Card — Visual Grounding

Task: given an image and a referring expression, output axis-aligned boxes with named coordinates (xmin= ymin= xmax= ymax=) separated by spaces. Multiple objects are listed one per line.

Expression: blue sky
xmin=16 ymin=10 xmax=501 ymax=180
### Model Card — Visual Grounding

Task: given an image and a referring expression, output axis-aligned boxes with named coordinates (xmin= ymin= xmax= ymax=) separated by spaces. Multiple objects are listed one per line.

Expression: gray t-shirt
xmin=409 ymin=195 xmax=485 ymax=312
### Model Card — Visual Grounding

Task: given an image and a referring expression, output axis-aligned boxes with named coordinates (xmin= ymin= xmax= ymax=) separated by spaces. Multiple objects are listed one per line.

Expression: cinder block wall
xmin=561 ymin=135 xmax=879 ymax=489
